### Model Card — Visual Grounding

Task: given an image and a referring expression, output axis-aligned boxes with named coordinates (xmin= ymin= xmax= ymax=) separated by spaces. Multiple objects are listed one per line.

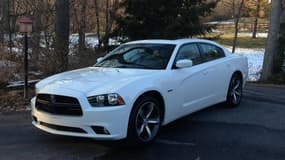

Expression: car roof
xmin=124 ymin=38 xmax=221 ymax=46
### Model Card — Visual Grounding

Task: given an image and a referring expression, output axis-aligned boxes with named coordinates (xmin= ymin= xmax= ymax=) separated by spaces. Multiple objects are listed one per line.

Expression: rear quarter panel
xmin=226 ymin=53 xmax=248 ymax=87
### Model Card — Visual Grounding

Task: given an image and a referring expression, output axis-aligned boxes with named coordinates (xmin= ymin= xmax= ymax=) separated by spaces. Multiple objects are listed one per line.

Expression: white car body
xmin=31 ymin=39 xmax=248 ymax=141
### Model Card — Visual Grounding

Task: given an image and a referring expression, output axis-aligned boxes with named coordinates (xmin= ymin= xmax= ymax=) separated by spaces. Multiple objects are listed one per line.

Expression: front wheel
xmin=226 ymin=74 xmax=243 ymax=107
xmin=127 ymin=96 xmax=162 ymax=145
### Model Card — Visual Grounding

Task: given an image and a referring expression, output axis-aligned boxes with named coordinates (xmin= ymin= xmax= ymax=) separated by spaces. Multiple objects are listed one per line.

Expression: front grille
xmin=36 ymin=94 xmax=83 ymax=116
xmin=40 ymin=121 xmax=87 ymax=133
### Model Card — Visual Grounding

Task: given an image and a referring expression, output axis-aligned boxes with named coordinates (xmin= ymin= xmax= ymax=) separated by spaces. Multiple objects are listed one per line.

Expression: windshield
xmin=95 ymin=43 xmax=176 ymax=69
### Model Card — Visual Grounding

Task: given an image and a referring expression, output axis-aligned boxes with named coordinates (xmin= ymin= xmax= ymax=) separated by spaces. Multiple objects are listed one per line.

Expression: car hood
xmin=36 ymin=67 xmax=160 ymax=94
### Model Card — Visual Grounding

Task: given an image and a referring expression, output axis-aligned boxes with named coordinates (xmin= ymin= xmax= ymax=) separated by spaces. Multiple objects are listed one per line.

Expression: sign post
xmin=17 ymin=16 xmax=33 ymax=99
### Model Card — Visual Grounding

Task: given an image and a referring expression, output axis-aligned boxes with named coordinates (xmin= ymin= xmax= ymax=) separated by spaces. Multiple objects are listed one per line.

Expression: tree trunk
xmin=103 ymin=0 xmax=118 ymax=47
xmin=261 ymin=0 xmax=282 ymax=81
xmin=103 ymin=0 xmax=110 ymax=47
xmin=7 ymin=0 xmax=17 ymax=54
xmin=7 ymin=0 xmax=12 ymax=54
xmin=274 ymin=1 xmax=285 ymax=73
xmin=109 ymin=0 xmax=119 ymax=34
xmin=54 ymin=0 xmax=70 ymax=73
xmin=94 ymin=0 xmax=102 ymax=48
xmin=252 ymin=0 xmax=261 ymax=38
xmin=32 ymin=0 xmax=43 ymax=68
xmin=232 ymin=0 xmax=244 ymax=53
xmin=78 ymin=0 xmax=87 ymax=55
xmin=0 ymin=0 xmax=9 ymax=44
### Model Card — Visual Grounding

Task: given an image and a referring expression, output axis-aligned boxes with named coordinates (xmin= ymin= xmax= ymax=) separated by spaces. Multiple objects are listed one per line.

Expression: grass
xmin=216 ymin=34 xmax=266 ymax=48
xmin=201 ymin=33 xmax=267 ymax=49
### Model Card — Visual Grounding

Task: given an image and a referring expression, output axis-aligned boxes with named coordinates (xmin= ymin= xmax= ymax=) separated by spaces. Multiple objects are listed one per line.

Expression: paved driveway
xmin=0 ymin=84 xmax=285 ymax=160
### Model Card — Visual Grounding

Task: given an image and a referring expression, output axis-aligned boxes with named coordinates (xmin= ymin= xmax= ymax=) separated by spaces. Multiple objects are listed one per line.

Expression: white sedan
xmin=31 ymin=39 xmax=248 ymax=145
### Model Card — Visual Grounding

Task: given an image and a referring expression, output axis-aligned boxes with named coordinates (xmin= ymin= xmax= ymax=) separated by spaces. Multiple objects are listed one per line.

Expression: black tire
xmin=226 ymin=73 xmax=243 ymax=107
xmin=127 ymin=96 xmax=162 ymax=146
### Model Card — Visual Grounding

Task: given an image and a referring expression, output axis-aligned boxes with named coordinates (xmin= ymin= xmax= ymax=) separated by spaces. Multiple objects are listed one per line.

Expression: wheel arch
xmin=225 ymin=70 xmax=244 ymax=107
xmin=126 ymin=90 xmax=165 ymax=144
xmin=131 ymin=90 xmax=166 ymax=124
xmin=232 ymin=70 xmax=243 ymax=84
xmin=225 ymin=70 xmax=244 ymax=98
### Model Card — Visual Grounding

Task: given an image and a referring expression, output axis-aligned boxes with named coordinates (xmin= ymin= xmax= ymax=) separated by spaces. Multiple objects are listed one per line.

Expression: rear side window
xmin=176 ymin=44 xmax=202 ymax=65
xmin=199 ymin=43 xmax=225 ymax=62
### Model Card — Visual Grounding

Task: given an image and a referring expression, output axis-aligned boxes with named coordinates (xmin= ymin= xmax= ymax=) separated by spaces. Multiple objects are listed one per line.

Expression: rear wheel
xmin=127 ymin=96 xmax=162 ymax=145
xmin=226 ymin=73 xmax=243 ymax=107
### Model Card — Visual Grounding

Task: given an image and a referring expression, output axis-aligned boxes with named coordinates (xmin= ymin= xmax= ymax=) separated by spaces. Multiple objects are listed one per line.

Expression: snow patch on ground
xmin=69 ymin=33 xmax=121 ymax=48
xmin=225 ymin=46 xmax=264 ymax=81
xmin=212 ymin=30 xmax=268 ymax=38
xmin=238 ymin=32 xmax=268 ymax=38
xmin=6 ymin=79 xmax=41 ymax=88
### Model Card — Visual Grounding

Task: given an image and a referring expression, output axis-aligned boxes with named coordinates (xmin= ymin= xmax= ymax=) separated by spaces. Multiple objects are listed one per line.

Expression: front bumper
xmin=31 ymin=92 xmax=130 ymax=140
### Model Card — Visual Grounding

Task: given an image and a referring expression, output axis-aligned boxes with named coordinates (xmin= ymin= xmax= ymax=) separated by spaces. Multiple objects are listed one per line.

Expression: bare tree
xmin=221 ymin=0 xmax=245 ymax=53
xmin=261 ymin=0 xmax=282 ymax=81
xmin=78 ymin=0 xmax=87 ymax=54
xmin=54 ymin=0 xmax=70 ymax=73
xmin=103 ymin=0 xmax=119 ymax=47
xmin=252 ymin=0 xmax=261 ymax=38
xmin=102 ymin=0 xmax=110 ymax=47
xmin=7 ymin=0 xmax=13 ymax=54
xmin=93 ymin=0 xmax=102 ymax=48
xmin=32 ymin=0 xmax=43 ymax=68
xmin=0 ymin=0 xmax=9 ymax=44
xmin=109 ymin=0 xmax=119 ymax=31
xmin=232 ymin=0 xmax=245 ymax=53
xmin=244 ymin=0 xmax=270 ymax=38
xmin=42 ymin=0 xmax=55 ymax=53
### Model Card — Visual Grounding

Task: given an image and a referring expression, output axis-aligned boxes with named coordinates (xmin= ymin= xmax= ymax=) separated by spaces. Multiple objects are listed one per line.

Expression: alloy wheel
xmin=230 ymin=76 xmax=242 ymax=105
xmin=135 ymin=101 xmax=160 ymax=142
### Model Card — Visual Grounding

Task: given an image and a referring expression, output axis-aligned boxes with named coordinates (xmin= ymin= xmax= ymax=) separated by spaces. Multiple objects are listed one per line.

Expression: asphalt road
xmin=0 ymin=84 xmax=285 ymax=160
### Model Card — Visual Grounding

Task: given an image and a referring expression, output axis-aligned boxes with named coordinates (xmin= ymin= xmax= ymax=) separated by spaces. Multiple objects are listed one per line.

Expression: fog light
xmin=32 ymin=115 xmax=38 ymax=123
xmin=91 ymin=126 xmax=110 ymax=135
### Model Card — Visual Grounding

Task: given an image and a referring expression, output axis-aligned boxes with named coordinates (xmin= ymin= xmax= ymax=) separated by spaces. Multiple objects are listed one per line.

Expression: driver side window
xmin=176 ymin=44 xmax=202 ymax=65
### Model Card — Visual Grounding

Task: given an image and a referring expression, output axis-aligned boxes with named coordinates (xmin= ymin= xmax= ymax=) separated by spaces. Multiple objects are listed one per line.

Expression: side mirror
xmin=97 ymin=57 xmax=104 ymax=63
xmin=175 ymin=59 xmax=193 ymax=68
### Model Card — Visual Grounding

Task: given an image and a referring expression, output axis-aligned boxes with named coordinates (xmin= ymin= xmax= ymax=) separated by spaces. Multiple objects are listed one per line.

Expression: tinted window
xmin=199 ymin=43 xmax=225 ymax=62
xmin=176 ymin=44 xmax=202 ymax=65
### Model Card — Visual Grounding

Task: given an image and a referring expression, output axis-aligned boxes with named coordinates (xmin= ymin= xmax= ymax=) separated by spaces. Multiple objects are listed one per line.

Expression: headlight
xmin=87 ymin=93 xmax=125 ymax=107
